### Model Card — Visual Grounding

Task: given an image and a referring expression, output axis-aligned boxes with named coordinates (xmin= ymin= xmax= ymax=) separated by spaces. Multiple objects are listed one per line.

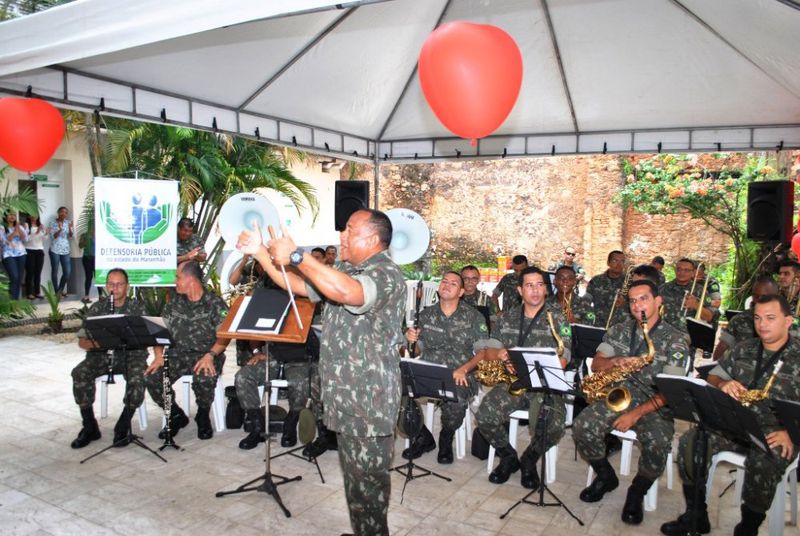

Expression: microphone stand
xmin=499 ymin=361 xmax=584 ymax=525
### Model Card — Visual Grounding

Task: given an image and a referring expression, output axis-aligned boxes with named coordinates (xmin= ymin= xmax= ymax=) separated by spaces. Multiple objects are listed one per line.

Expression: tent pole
xmin=372 ymin=151 xmax=381 ymax=210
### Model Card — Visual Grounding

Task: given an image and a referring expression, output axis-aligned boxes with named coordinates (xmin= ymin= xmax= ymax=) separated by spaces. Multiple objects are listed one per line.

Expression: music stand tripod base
xmin=81 ymin=432 xmax=169 ymax=464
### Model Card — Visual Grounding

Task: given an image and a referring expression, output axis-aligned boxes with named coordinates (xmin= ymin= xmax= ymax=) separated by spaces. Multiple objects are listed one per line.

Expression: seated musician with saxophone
xmin=402 ymin=271 xmax=489 ymax=464
xmin=454 ymin=266 xmax=572 ymax=489
xmin=549 ymin=265 xmax=596 ymax=325
xmin=659 ymin=258 xmax=717 ymax=329
xmin=574 ymin=280 xmax=690 ymax=525
xmin=587 ymin=250 xmax=628 ymax=329
xmin=662 ymin=294 xmax=800 ymax=536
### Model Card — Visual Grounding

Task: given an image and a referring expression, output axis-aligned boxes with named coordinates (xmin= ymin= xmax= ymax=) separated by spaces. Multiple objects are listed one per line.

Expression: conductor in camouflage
xmin=70 ymin=268 xmax=148 ymax=449
xmin=402 ymin=271 xmax=489 ymax=463
xmin=662 ymin=294 xmax=800 ymax=536
xmin=238 ymin=209 xmax=406 ymax=536
xmin=457 ymin=267 xmax=572 ymax=490
xmin=574 ymin=280 xmax=690 ymax=526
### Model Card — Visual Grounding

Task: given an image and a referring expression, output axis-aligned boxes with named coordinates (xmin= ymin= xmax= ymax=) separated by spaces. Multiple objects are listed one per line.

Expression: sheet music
xmin=508 ymin=347 xmax=570 ymax=392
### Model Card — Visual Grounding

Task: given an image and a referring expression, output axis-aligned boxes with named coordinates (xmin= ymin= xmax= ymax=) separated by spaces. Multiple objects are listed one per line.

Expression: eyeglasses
xmin=565 ymin=252 xmax=576 ymax=256
xmin=106 ymin=282 xmax=127 ymax=288
xmin=462 ymin=276 xmax=481 ymax=282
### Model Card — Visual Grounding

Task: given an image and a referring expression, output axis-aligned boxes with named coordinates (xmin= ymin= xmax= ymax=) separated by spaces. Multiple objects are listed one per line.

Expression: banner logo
xmin=99 ymin=193 xmax=176 ymax=245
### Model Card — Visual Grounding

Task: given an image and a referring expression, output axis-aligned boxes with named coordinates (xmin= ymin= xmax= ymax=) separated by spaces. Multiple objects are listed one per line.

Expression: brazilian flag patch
xmin=672 ymin=351 xmax=684 ymax=360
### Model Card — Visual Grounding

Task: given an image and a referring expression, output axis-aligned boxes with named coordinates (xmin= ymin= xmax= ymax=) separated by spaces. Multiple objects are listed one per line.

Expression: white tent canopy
xmin=1 ymin=0 xmax=799 ymax=163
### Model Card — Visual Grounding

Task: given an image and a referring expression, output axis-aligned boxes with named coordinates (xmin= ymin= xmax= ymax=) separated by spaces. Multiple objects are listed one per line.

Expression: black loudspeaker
xmin=335 ymin=180 xmax=369 ymax=231
xmin=747 ymin=180 xmax=794 ymax=243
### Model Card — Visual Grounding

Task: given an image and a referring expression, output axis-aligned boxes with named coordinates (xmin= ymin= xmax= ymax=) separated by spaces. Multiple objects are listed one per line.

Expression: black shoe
xmin=70 ymin=424 xmax=101 ymax=449
xmin=158 ymin=406 xmax=190 ymax=439
xmin=195 ymin=407 xmax=213 ymax=440
xmin=621 ymin=488 xmax=645 ymax=525
xmin=580 ymin=459 xmax=619 ymax=502
xmin=112 ymin=407 xmax=134 ymax=447
xmin=437 ymin=430 xmax=455 ymax=464
xmin=281 ymin=411 xmax=299 ymax=448
xmin=402 ymin=426 xmax=435 ymax=460
xmin=489 ymin=445 xmax=520 ymax=484
xmin=239 ymin=409 xmax=265 ymax=450
xmin=303 ymin=424 xmax=338 ymax=458
xmin=520 ymin=448 xmax=541 ymax=490
xmin=733 ymin=504 xmax=766 ymax=536
xmin=660 ymin=483 xmax=711 ymax=535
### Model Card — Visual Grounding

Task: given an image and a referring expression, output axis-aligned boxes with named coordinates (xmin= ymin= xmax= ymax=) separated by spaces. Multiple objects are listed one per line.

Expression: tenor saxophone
xmin=582 ymin=311 xmax=656 ymax=411
xmin=739 ymin=360 xmax=783 ymax=407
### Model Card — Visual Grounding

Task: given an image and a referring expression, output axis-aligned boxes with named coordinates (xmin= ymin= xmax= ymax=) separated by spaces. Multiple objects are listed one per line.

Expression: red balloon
xmin=0 ymin=98 xmax=65 ymax=172
xmin=419 ymin=22 xmax=523 ymax=144
xmin=792 ymin=233 xmax=800 ymax=258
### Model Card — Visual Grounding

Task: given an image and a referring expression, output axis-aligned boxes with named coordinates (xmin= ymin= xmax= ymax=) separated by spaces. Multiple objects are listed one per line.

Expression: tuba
xmin=739 ymin=360 xmax=783 ymax=407
xmin=582 ymin=311 xmax=656 ymax=411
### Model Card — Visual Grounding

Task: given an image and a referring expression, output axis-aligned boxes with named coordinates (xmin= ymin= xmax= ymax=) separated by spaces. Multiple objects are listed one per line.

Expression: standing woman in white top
xmin=1 ymin=212 xmax=28 ymax=299
xmin=24 ymin=215 xmax=46 ymax=299
xmin=48 ymin=206 xmax=73 ymax=297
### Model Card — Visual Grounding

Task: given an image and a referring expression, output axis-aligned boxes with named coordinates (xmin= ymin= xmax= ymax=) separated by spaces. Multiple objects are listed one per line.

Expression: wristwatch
xmin=289 ymin=249 xmax=304 ymax=266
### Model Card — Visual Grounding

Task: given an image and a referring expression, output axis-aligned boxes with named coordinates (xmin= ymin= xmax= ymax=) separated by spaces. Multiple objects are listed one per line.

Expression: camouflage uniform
xmin=476 ymin=303 xmax=573 ymax=457
xmin=677 ymin=336 xmax=800 ymax=513
xmin=305 ymin=251 xmax=405 ymax=536
xmin=493 ymin=272 xmax=521 ymax=311
xmin=718 ymin=308 xmax=755 ymax=349
xmin=573 ymin=317 xmax=690 ymax=480
xmin=548 ymin=291 xmax=597 ymax=326
xmin=587 ymin=271 xmax=627 ymax=328
xmin=416 ymin=301 xmax=488 ymax=431
xmin=655 ymin=270 xmax=666 ymax=287
xmin=659 ymin=279 xmax=719 ymax=331
xmin=145 ymin=290 xmax=228 ymax=410
xmin=551 ymin=260 xmax=587 ymax=281
xmin=176 ymin=233 xmax=206 ymax=258
xmin=72 ymin=296 xmax=148 ymax=410
xmin=461 ymin=289 xmax=497 ymax=326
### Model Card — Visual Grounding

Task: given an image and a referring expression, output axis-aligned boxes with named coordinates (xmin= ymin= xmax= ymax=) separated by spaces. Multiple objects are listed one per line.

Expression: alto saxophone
xmin=582 ymin=311 xmax=656 ymax=412
xmin=475 ymin=359 xmax=527 ymax=396
xmin=547 ymin=311 xmax=565 ymax=359
xmin=739 ymin=360 xmax=783 ymax=407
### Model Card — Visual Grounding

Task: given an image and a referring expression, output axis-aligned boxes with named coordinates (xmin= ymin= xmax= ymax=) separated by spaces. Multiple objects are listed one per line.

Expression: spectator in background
xmin=79 ymin=221 xmax=97 ymax=304
xmin=311 ymin=247 xmax=326 ymax=262
xmin=324 ymin=245 xmax=337 ymax=266
xmin=176 ymin=217 xmax=207 ymax=264
xmin=49 ymin=206 xmax=73 ymax=297
xmin=24 ymin=215 xmax=46 ymax=299
xmin=650 ymin=256 xmax=666 ymax=286
xmin=1 ymin=212 xmax=28 ymax=299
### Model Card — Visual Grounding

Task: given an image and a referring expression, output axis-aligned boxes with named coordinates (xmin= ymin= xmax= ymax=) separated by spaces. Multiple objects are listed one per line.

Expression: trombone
xmin=606 ymin=265 xmax=634 ymax=330
xmin=681 ymin=262 xmax=705 ymax=319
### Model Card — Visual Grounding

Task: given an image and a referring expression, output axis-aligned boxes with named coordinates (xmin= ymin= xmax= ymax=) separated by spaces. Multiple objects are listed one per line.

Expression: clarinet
xmin=160 ymin=346 xmax=178 ymax=448
xmin=105 ymin=293 xmax=116 ymax=384
xmin=409 ymin=281 xmax=423 ymax=357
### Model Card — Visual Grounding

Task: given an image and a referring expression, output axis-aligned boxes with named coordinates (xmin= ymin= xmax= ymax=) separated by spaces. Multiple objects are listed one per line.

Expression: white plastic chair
xmin=706 ymin=451 xmax=798 ymax=536
xmin=487 ymin=409 xmax=559 ymax=483
xmin=171 ymin=375 xmax=226 ymax=432
xmin=402 ymin=399 xmax=472 ymax=460
xmin=97 ymin=375 xmax=148 ymax=431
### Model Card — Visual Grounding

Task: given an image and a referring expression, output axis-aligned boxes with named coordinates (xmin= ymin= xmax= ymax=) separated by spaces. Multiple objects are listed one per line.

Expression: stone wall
xmin=376 ymin=154 xmax=742 ymax=277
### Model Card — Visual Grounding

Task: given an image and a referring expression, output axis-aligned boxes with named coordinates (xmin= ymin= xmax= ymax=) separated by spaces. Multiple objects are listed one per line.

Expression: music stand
xmin=499 ymin=348 xmax=584 ymax=525
xmin=686 ymin=318 xmax=716 ymax=354
xmin=80 ymin=315 xmax=173 ymax=464
xmin=215 ymin=295 xmax=314 ymax=517
xmin=390 ymin=358 xmax=455 ymax=502
xmin=654 ymin=374 xmax=771 ymax=536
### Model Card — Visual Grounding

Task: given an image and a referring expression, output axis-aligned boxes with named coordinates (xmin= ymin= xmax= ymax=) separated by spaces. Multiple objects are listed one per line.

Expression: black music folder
xmin=85 ymin=315 xmax=171 ymax=349
xmin=686 ymin=317 xmax=716 ymax=353
xmin=725 ymin=309 xmax=743 ymax=322
xmin=231 ymin=288 xmax=291 ymax=334
xmin=399 ymin=358 xmax=458 ymax=401
xmin=571 ymin=323 xmax=606 ymax=360
xmin=774 ymin=399 xmax=800 ymax=445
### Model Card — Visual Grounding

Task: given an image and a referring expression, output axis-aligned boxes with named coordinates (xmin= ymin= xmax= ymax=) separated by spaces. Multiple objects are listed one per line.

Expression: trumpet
xmin=606 ymin=265 xmax=634 ymax=330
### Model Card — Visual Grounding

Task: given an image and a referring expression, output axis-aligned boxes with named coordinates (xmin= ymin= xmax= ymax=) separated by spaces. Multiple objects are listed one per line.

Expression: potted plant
xmin=42 ymin=281 xmax=64 ymax=332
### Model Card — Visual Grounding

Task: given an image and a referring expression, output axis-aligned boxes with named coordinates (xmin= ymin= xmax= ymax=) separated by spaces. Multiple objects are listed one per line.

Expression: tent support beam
xmin=237 ymin=7 xmax=359 ymax=111
xmin=670 ymin=0 xmax=800 ymax=99
xmin=773 ymin=0 xmax=800 ymax=11
xmin=541 ymin=0 xmax=579 ymax=134
xmin=375 ymin=0 xmax=452 ymax=141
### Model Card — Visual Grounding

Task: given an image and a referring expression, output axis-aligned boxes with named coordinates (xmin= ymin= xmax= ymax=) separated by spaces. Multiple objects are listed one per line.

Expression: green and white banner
xmin=94 ymin=177 xmax=179 ymax=286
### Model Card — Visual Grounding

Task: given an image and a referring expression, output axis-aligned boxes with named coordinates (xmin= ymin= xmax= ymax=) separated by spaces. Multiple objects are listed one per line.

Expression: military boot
xmin=580 ymin=458 xmax=619 ymax=502
xmin=281 ymin=411 xmax=299 ymax=448
xmin=621 ymin=474 xmax=654 ymax=525
xmin=112 ymin=406 xmax=135 ymax=447
xmin=303 ymin=421 xmax=337 ymax=457
xmin=489 ymin=445 xmax=520 ymax=484
xmin=733 ymin=504 xmax=766 ymax=536
xmin=519 ymin=446 xmax=541 ymax=490
xmin=239 ymin=409 xmax=265 ymax=450
xmin=437 ymin=428 xmax=455 ymax=464
xmin=70 ymin=406 xmax=101 ymax=449
xmin=195 ymin=406 xmax=213 ymax=440
xmin=660 ymin=483 xmax=711 ymax=535
xmin=402 ymin=425 xmax=436 ymax=460
xmin=158 ymin=403 xmax=190 ymax=439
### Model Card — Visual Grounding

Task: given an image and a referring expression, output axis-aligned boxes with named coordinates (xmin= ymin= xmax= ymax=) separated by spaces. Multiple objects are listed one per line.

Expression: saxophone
xmin=547 ymin=311 xmax=565 ymax=359
xmin=582 ymin=311 xmax=656 ymax=411
xmin=475 ymin=359 xmax=527 ymax=396
xmin=739 ymin=360 xmax=783 ymax=407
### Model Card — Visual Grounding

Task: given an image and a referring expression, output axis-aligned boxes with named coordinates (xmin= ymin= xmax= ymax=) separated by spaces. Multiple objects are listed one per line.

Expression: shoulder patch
xmin=560 ymin=325 xmax=572 ymax=337
xmin=586 ymin=312 xmax=596 ymax=320
xmin=672 ymin=351 xmax=684 ymax=360
xmin=479 ymin=324 xmax=488 ymax=333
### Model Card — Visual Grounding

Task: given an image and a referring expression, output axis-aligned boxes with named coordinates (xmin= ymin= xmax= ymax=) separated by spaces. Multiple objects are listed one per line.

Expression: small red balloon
xmin=0 ymin=98 xmax=65 ymax=172
xmin=792 ymin=233 xmax=800 ymax=258
xmin=419 ymin=22 xmax=523 ymax=144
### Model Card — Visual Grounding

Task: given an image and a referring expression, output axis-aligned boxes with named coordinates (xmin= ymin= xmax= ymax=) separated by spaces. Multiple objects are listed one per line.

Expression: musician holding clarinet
xmin=70 ymin=268 xmax=148 ymax=449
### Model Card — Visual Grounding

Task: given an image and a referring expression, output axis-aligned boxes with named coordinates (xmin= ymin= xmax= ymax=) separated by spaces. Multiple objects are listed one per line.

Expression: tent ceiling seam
xmin=773 ymin=0 xmax=800 ymax=11
xmin=236 ymin=7 xmax=358 ymax=111
xmin=669 ymin=0 xmax=800 ymax=99
xmin=375 ymin=0 xmax=453 ymax=142
xmin=541 ymin=0 xmax=579 ymax=134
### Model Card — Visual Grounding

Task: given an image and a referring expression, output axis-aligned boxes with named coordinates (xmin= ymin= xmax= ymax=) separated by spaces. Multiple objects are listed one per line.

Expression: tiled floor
xmin=0 ymin=334 xmax=797 ymax=535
